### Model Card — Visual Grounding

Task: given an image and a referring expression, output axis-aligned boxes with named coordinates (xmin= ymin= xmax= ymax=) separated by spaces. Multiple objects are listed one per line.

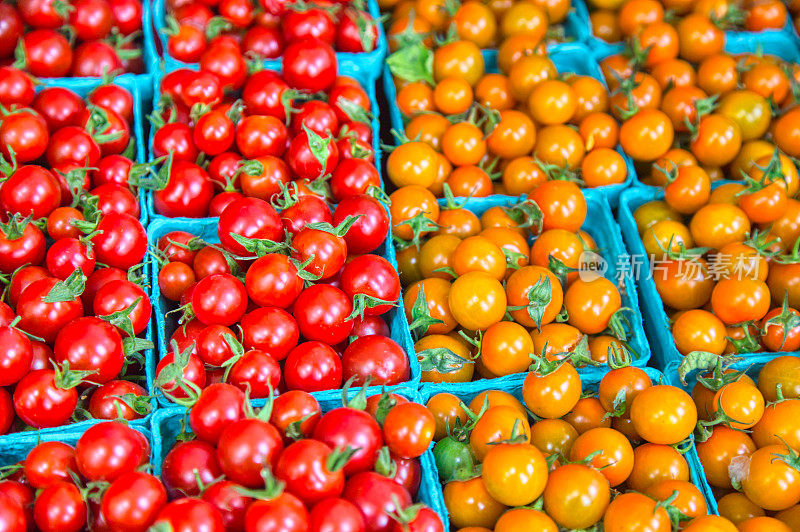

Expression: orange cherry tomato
xmin=528 ymin=180 xmax=587 ymax=232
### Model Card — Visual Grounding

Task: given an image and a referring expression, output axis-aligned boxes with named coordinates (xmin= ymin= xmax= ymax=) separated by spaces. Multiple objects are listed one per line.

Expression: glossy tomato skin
xmin=161 ymin=440 xmax=223 ymax=499
xmin=0 ymin=6 xmax=23 ymax=58
xmin=0 ymin=110 xmax=49 ymax=163
xmin=241 ymin=70 xmax=288 ymax=119
xmin=13 ymin=369 xmax=77 ymax=428
xmin=23 ymin=441 xmax=76 ymax=489
xmin=45 ymin=237 xmax=95 ymax=279
xmin=383 ymin=403 xmax=436 ymax=459
xmin=20 ymin=29 xmax=72 ymax=77
xmin=339 ymin=255 xmax=400 ymax=316
xmin=333 ymin=196 xmax=388 ymax=254
xmin=71 ymin=41 xmax=125 ymax=78
xmin=16 ymin=277 xmax=84 ymax=343
xmin=286 ymin=129 xmax=339 ymax=181
xmin=75 ymin=421 xmax=150 ymax=482
xmin=155 ymin=350 xmax=207 ymax=400
xmin=291 ymin=228 xmax=347 ymax=280
xmin=158 ymin=231 xmax=198 ymax=265
xmin=191 ymin=273 xmax=248 ymax=326
xmin=280 ymin=195 xmax=332 ymax=237
xmin=202 ymin=480 xmax=253 ymax=531
xmin=351 ymin=315 xmax=390 ymax=339
xmin=387 ymin=455 xmax=422 ymax=496
xmin=89 ymin=84 xmax=134 ymax=123
xmin=276 ymin=439 xmax=346 ymax=505
xmin=0 ymin=220 xmax=46 ymax=274
xmin=88 ymin=380 xmax=148 ymax=420
xmin=0 ymin=165 xmax=61 ymax=219
xmin=309 ymin=497 xmax=366 ymax=532
xmin=330 ymin=159 xmax=380 ymax=201
xmin=151 ymin=498 xmax=225 ymax=532
xmin=33 ymin=481 xmax=86 ymax=532
xmin=0 ymin=66 xmax=34 ymax=107
xmin=101 ymin=472 xmax=167 ymax=532
xmin=0 ymin=389 xmax=11 ymax=435
xmin=82 ymin=266 xmax=126 ymax=308
xmin=217 ymin=197 xmax=283 ymax=256
xmin=0 ymin=326 xmax=33 ymax=387
xmin=189 ymin=383 xmax=246 ymax=445
xmin=228 ymin=350 xmax=282 ymax=398
xmin=244 ymin=492 xmax=309 ymax=532
xmin=270 ymin=390 xmax=322 ymax=442
xmin=342 ymin=335 xmax=410 ymax=386
xmin=91 ymin=184 xmax=140 ymax=218
xmin=344 ymin=472 xmax=413 ymax=532
xmin=0 ymin=490 xmax=27 ymax=532
xmin=153 ymin=161 xmax=214 ymax=218
xmin=92 ymin=213 xmax=147 ymax=270
xmin=239 ymin=307 xmax=299 ymax=360
xmin=313 ymin=407 xmax=383 ymax=475
xmin=32 ymin=87 xmax=85 ymax=131
xmin=46 ymin=126 xmax=100 ymax=168
xmin=244 ymin=254 xmax=303 ymax=309
xmin=282 ymin=38 xmax=337 ymax=92
xmin=93 ymin=279 xmax=152 ymax=335
xmin=284 ymin=341 xmax=343 ymax=392
xmin=293 ymin=284 xmax=354 ymax=344
xmin=391 ymin=507 xmax=443 ymax=532
xmin=53 ymin=316 xmax=124 ymax=384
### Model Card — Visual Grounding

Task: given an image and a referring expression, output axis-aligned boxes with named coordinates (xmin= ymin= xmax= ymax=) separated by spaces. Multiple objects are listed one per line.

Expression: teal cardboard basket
xmin=382 ymin=43 xmax=636 ymax=207
xmin=664 ymin=354 xmax=791 ymax=516
xmin=616 ymin=185 xmax=795 ymax=369
xmin=408 ymin=188 xmax=651 ymax=387
xmin=34 ymin=75 xmax=150 ymax=226
xmin=579 ymin=0 xmax=796 ymax=58
xmin=145 ymin=61 xmax=383 ymax=222
xmin=0 ymin=423 xmax=152 ymax=471
xmin=0 ymin=76 xmax=155 ymax=440
xmin=150 ymin=0 xmax=387 ymax=82
xmin=419 ymin=367 xmax=709 ymax=530
xmin=145 ymin=216 xmax=419 ymax=408
xmin=591 ymin=29 xmax=800 ymax=106
xmin=149 ymin=386 xmax=448 ymax=523
xmin=30 ymin=0 xmax=155 ymax=102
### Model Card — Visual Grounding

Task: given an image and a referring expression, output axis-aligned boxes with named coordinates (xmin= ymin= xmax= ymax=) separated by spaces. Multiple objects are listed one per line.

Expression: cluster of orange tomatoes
xmin=381 ymin=0 xmax=635 ymax=199
xmin=630 ymin=169 xmax=800 ymax=358
xmin=421 ymin=362 xmax=743 ymax=530
xmin=682 ymin=354 xmax=800 ymax=530
xmin=390 ymin=181 xmax=637 ymax=383
xmin=596 ymin=18 xmax=800 ymax=183
xmin=589 ymin=0 xmax=788 ymax=44
xmin=382 ymin=0 xmax=573 ymax=50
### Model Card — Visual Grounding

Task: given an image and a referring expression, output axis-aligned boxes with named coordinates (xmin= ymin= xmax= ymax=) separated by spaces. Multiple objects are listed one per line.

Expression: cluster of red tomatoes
xmin=423 ymin=362 xmax=734 ymax=530
xmin=589 ymin=0 xmax=788 ymax=43
xmin=392 ymin=186 xmax=635 ymax=384
xmin=160 ymin=385 xmax=440 ymax=532
xmin=164 ymin=0 xmax=380 ymax=64
xmin=681 ymin=354 xmax=800 ymax=530
xmin=0 ymin=385 xmax=443 ymax=532
xmin=0 ymin=0 xmax=144 ymax=78
xmin=0 ymin=71 xmax=152 ymax=432
xmin=148 ymin=45 xmax=378 ymax=218
xmin=153 ymin=188 xmax=409 ymax=399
